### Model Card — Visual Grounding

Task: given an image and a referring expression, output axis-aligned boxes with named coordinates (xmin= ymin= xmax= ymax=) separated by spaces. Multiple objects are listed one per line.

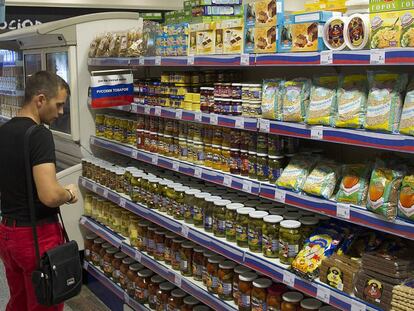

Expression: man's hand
xmin=65 ymin=184 xmax=79 ymax=204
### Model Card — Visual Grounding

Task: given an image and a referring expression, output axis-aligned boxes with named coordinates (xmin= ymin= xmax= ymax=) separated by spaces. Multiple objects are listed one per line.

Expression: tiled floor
xmin=0 ymin=260 xmax=109 ymax=311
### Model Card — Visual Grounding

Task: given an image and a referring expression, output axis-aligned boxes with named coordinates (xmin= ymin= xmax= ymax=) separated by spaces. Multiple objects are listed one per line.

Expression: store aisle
xmin=0 ymin=261 xmax=110 ymax=311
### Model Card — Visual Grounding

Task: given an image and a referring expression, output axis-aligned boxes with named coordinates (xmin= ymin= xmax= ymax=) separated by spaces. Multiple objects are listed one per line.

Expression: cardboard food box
xmin=215 ymin=18 xmax=244 ymax=54
xmin=370 ymin=10 xmax=401 ymax=48
xmin=244 ymin=0 xmax=284 ymax=27
xmin=369 ymin=0 xmax=414 ymax=13
xmin=277 ymin=11 xmax=341 ymax=53
xmin=254 ymin=25 xmax=277 ymax=53
xmin=401 ymin=10 xmax=414 ymax=47
xmin=189 ymin=22 xmax=216 ymax=55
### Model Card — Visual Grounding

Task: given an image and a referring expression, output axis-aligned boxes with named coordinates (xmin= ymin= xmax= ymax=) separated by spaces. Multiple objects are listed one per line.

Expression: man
xmin=0 ymin=71 xmax=79 ymax=311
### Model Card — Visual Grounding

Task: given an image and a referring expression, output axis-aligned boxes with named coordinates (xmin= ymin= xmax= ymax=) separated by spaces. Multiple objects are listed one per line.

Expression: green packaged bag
xmin=336 ymin=164 xmax=371 ymax=206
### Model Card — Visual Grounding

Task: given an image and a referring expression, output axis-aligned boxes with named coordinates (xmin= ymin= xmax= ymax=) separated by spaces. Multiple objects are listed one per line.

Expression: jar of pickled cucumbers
xmin=236 ymin=208 xmax=255 ymax=248
xmin=147 ymin=178 xmax=160 ymax=209
xmin=193 ymin=192 xmax=211 ymax=227
xmin=206 ymin=255 xmax=225 ymax=294
xmin=218 ymin=261 xmax=237 ymax=301
xmin=171 ymin=238 xmax=185 ymax=270
xmin=225 ymin=203 xmax=244 ymax=242
xmin=204 ymin=196 xmax=222 ymax=233
xmin=279 ymin=220 xmax=301 ymax=265
xmin=180 ymin=241 xmax=194 ymax=277
xmin=213 ymin=199 xmax=231 ymax=238
xmin=299 ymin=217 xmax=319 ymax=243
xmin=248 ymin=211 xmax=269 ymax=253
xmin=130 ymin=172 xmax=143 ymax=203
xmin=248 ymin=151 xmax=258 ymax=179
xmin=172 ymin=186 xmax=187 ymax=219
xmin=256 ymin=153 xmax=269 ymax=182
xmin=120 ymin=210 xmax=130 ymax=236
xmin=262 ymin=215 xmax=283 ymax=258
xmin=129 ymin=217 xmax=140 ymax=248
xmin=183 ymin=189 xmax=201 ymax=223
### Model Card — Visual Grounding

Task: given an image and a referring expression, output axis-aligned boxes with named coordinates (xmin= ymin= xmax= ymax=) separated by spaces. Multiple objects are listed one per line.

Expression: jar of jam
xmin=112 ymin=252 xmax=127 ymax=284
xmin=154 ymin=229 xmax=167 ymax=261
xmin=181 ymin=296 xmax=200 ymax=311
xmin=167 ymin=289 xmax=187 ymax=311
xmin=91 ymin=238 xmax=105 ymax=266
xmin=193 ymin=192 xmax=211 ymax=228
xmin=156 ymin=282 xmax=176 ymax=311
xmin=192 ymin=246 xmax=204 ymax=282
xmin=147 ymin=225 xmax=158 ymax=257
xmin=202 ymin=250 xmax=215 ymax=286
xmin=103 ymin=247 xmax=118 ymax=277
xmin=233 ymin=265 xmax=251 ymax=304
xmin=251 ymin=278 xmax=273 ymax=311
xmin=218 ymin=261 xmax=237 ymax=301
xmin=148 ymin=275 xmax=165 ymax=310
xmin=299 ymin=298 xmax=322 ymax=311
xmin=281 ymin=292 xmax=304 ymax=311
xmin=236 ymin=208 xmax=255 ymax=248
xmin=248 ymin=211 xmax=269 ymax=253
xmin=206 ymin=255 xmax=225 ymax=294
xmin=84 ymin=233 xmax=98 ymax=262
xmin=263 ymin=215 xmax=283 ymax=258
xmin=238 ymin=272 xmax=258 ymax=311
xmin=120 ymin=257 xmax=136 ymax=290
xmin=279 ymin=220 xmax=301 ymax=265
xmin=164 ymin=233 xmax=177 ymax=264
xmin=267 ymin=283 xmax=287 ymax=311
xmin=135 ymin=269 xmax=154 ymax=303
xmin=127 ymin=263 xmax=144 ymax=297
xmin=171 ymin=238 xmax=185 ymax=270
xmin=213 ymin=199 xmax=231 ymax=238
xmin=180 ymin=241 xmax=195 ymax=277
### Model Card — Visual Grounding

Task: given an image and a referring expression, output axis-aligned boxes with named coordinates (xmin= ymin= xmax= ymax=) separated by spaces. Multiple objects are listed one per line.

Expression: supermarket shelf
xmin=0 ymin=115 xmax=10 ymax=124
xmin=0 ymin=89 xmax=24 ymax=96
xmin=89 ymin=136 xmax=414 ymax=241
xmin=83 ymin=260 xmax=149 ymax=311
xmin=79 ymin=178 xmax=380 ymax=311
xmin=80 ymin=216 xmax=237 ymax=311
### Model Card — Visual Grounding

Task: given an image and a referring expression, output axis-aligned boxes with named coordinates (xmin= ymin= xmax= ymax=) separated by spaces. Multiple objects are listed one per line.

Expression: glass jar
xmin=172 ymin=186 xmax=186 ymax=219
xmin=240 ymin=150 xmax=249 ymax=176
xmin=192 ymin=246 xmax=205 ymax=282
xmin=91 ymin=238 xmax=105 ymax=266
xmin=238 ymin=272 xmax=258 ymax=311
xmin=84 ymin=194 xmax=93 ymax=217
xmin=183 ymin=189 xmax=201 ymax=223
xmin=120 ymin=210 xmax=130 ymax=236
xmin=180 ymin=241 xmax=195 ymax=277
xmin=257 ymin=153 xmax=269 ymax=182
xmin=267 ymin=283 xmax=287 ymax=311
xmin=268 ymin=156 xmax=284 ymax=183
xmin=251 ymin=278 xmax=273 ymax=311
xmin=281 ymin=292 xmax=304 ymax=311
xmin=148 ymin=275 xmax=165 ymax=309
xmin=263 ymin=215 xmax=283 ymax=258
xmin=112 ymin=207 xmax=122 ymax=232
xmin=202 ymin=250 xmax=215 ymax=286
xmin=156 ymin=282 xmax=176 ymax=311
xmin=204 ymin=196 xmax=222 ymax=233
xmin=193 ymin=192 xmax=211 ymax=227
xmin=248 ymin=151 xmax=258 ymax=179
xmin=126 ymin=262 xmax=144 ymax=296
xmin=221 ymin=147 xmax=231 ymax=173
xmin=194 ymin=142 xmax=204 ymax=165
xmin=279 ymin=220 xmax=302 ymax=265
xmin=135 ymin=269 xmax=154 ymax=304
xmin=229 ymin=148 xmax=241 ymax=175
xmin=248 ymin=211 xmax=269 ymax=253
xmin=213 ymin=199 xmax=231 ymax=238
xmin=225 ymin=203 xmax=244 ymax=242
xmin=164 ymin=233 xmax=177 ymax=265
xmin=299 ymin=298 xmax=323 ymax=311
xmin=137 ymin=220 xmax=150 ymax=252
xmin=168 ymin=289 xmax=187 ymax=311
xmin=299 ymin=217 xmax=319 ymax=243
xmin=206 ymin=255 xmax=225 ymax=294
xmin=236 ymin=208 xmax=255 ymax=248
xmin=283 ymin=212 xmax=301 ymax=221
xmin=129 ymin=218 xmax=140 ymax=248
xmin=182 ymin=296 xmax=200 ymax=311
xmin=233 ymin=266 xmax=251 ymax=305
xmin=218 ymin=261 xmax=237 ymax=301
xmin=84 ymin=233 xmax=98 ymax=262
xmin=154 ymin=229 xmax=167 ymax=261
xmin=112 ymin=252 xmax=127 ymax=284
xmin=211 ymin=144 xmax=222 ymax=170
xmin=146 ymin=225 xmax=158 ymax=257
xmin=103 ymin=247 xmax=117 ymax=277
xmin=179 ymin=138 xmax=188 ymax=160
xmin=171 ymin=238 xmax=185 ymax=270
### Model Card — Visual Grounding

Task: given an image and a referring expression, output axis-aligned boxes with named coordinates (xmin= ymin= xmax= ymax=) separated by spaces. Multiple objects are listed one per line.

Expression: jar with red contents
xmin=156 ymin=282 xmax=176 ymax=311
xmin=229 ymin=148 xmax=241 ymax=175
xmin=167 ymin=289 xmax=187 ymax=311
xmin=120 ymin=257 xmax=136 ymax=290
xmin=134 ymin=269 xmax=154 ymax=304
xmin=240 ymin=150 xmax=249 ymax=176
xmin=148 ymin=275 xmax=165 ymax=310
xmin=267 ymin=283 xmax=288 ymax=311
xmin=233 ymin=265 xmax=251 ymax=305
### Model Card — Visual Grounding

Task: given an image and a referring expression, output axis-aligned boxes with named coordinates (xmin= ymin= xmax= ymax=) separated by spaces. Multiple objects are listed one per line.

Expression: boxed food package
xmin=244 ymin=0 xmax=284 ymax=27
xmin=278 ymin=11 xmax=342 ymax=53
xmin=156 ymin=23 xmax=189 ymax=56
xmin=254 ymin=25 xmax=277 ymax=53
xmin=369 ymin=0 xmax=414 ymax=13
xmin=189 ymin=22 xmax=216 ymax=55
xmin=192 ymin=5 xmax=243 ymax=17
xmin=400 ymin=10 xmax=414 ymax=47
xmin=244 ymin=24 xmax=255 ymax=53
xmin=215 ymin=18 xmax=244 ymax=54
xmin=370 ymin=11 xmax=401 ymax=48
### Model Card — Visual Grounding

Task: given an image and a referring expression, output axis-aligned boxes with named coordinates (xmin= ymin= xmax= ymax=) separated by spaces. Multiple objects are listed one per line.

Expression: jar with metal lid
xmin=268 ymin=136 xmax=283 ymax=156
xmin=183 ymin=189 xmax=201 ymax=223
xmin=148 ymin=275 xmax=165 ymax=309
xmin=239 ymin=150 xmax=249 ymax=176
xmin=134 ymin=269 xmax=154 ymax=303
xmin=218 ymin=261 xmax=237 ymax=301
xmin=181 ymin=296 xmax=200 ymax=311
xmin=146 ymin=225 xmax=158 ymax=257
xmin=202 ymin=250 xmax=215 ymax=286
xmin=154 ymin=229 xmax=166 ymax=261
xmin=238 ymin=272 xmax=258 ymax=311
xmin=172 ymin=186 xmax=186 ymax=220
xmin=236 ymin=208 xmax=255 ymax=248
xmin=225 ymin=203 xmax=244 ymax=242
xmin=192 ymin=246 xmax=204 ymax=282
xmin=248 ymin=151 xmax=258 ymax=179
xmin=263 ymin=215 xmax=283 ymax=258
xmin=84 ymin=194 xmax=93 ymax=217
xmin=248 ymin=211 xmax=269 ymax=253
xmin=213 ymin=199 xmax=231 ymax=237
xmin=103 ymin=247 xmax=118 ymax=277
xmin=299 ymin=217 xmax=319 ymax=242
xmin=125 ymin=262 xmax=145 ymax=297
xmin=221 ymin=147 xmax=231 ymax=172
xmin=112 ymin=252 xmax=127 ymax=284
xmin=130 ymin=171 xmax=143 ymax=203
xmin=283 ymin=212 xmax=301 ymax=221
xmin=91 ymin=238 xmax=105 ymax=266
xmin=251 ymin=278 xmax=273 ymax=311
xmin=112 ymin=207 xmax=122 ymax=232
xmin=193 ymin=192 xmax=211 ymax=227
xmin=257 ymin=134 xmax=268 ymax=154
xmin=257 ymin=153 xmax=269 ymax=182
xmin=206 ymin=255 xmax=225 ymax=294
xmin=281 ymin=292 xmax=304 ymax=311
xmin=180 ymin=241 xmax=194 ymax=277
xmin=299 ymin=298 xmax=323 ymax=311
xmin=147 ymin=178 xmax=161 ymax=209
xmin=179 ymin=138 xmax=188 ymax=160
xmin=84 ymin=233 xmax=98 ymax=262
xmin=279 ymin=220 xmax=302 ymax=265
xmin=137 ymin=220 xmax=149 ymax=251
xmin=119 ymin=257 xmax=137 ymax=290
xmin=156 ymin=282 xmax=176 ymax=311
xmin=129 ymin=217 xmax=140 ymax=248
xmin=204 ymin=196 xmax=222 ymax=232
xmin=99 ymin=242 xmax=112 ymax=269
xmin=171 ymin=238 xmax=185 ymax=270
xmin=120 ymin=210 xmax=130 ymax=236
xmin=267 ymin=283 xmax=287 ymax=311
xmin=269 ymin=156 xmax=284 ymax=183
xmin=164 ymin=233 xmax=177 ymax=264
xmin=233 ymin=265 xmax=251 ymax=305
xmin=167 ymin=289 xmax=187 ymax=311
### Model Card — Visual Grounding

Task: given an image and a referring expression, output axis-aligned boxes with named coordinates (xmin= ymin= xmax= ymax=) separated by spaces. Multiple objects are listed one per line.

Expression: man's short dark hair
xmin=24 ymin=71 xmax=70 ymax=105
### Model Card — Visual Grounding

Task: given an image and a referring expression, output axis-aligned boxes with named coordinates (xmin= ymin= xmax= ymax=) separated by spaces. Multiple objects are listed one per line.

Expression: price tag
xmin=144 ymin=106 xmax=151 ymax=115
xmin=240 ymin=53 xmax=250 ymax=66
xmin=337 ymin=203 xmax=350 ymax=219
xmin=176 ymin=110 xmax=183 ymax=120
xmin=119 ymin=198 xmax=126 ymax=208
xmin=174 ymin=274 xmax=182 ymax=287
xmin=223 ymin=175 xmax=232 ymax=187
xmin=131 ymin=104 xmax=138 ymax=113
xmin=259 ymin=119 xmax=270 ymax=133
xmin=194 ymin=112 xmax=202 ymax=122
xmin=151 ymin=155 xmax=158 ymax=165
xmin=80 ymin=217 xmax=86 ymax=225
xmin=311 ymin=127 xmax=323 ymax=140
xmin=320 ymin=50 xmax=333 ymax=65
xmin=92 ymin=184 xmax=97 ymax=192
xmin=83 ymin=261 xmax=88 ymax=270
xmin=316 ymin=285 xmax=330 ymax=304
xmin=155 ymin=56 xmax=161 ymax=66
xmin=210 ymin=114 xmax=218 ymax=125
xmin=351 ymin=300 xmax=367 ymax=311
xmin=274 ymin=189 xmax=286 ymax=203
xmin=131 ymin=149 xmax=138 ymax=159
xmin=124 ymin=291 xmax=130 ymax=304
xmin=90 ymin=136 xmax=96 ymax=145
xmin=194 ymin=167 xmax=202 ymax=178
xmin=103 ymin=188 xmax=109 ymax=197
xmin=135 ymin=252 xmax=142 ymax=262
xmin=181 ymin=225 xmax=189 ymax=238
xmin=235 ymin=117 xmax=244 ymax=129
xmin=139 ymin=56 xmax=145 ymax=65
xmin=370 ymin=50 xmax=386 ymax=65
xmin=155 ymin=106 xmax=161 ymax=116
xmin=187 ymin=55 xmax=195 ymax=65
xmin=172 ymin=162 xmax=180 ymax=171
xmin=283 ymin=271 xmax=295 ymax=287
xmin=242 ymin=181 xmax=252 ymax=193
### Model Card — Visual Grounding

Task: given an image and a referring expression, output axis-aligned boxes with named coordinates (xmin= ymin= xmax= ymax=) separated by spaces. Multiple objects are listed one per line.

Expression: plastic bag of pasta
xmin=399 ymin=80 xmax=414 ymax=136
xmin=280 ymin=78 xmax=311 ymax=123
xmin=303 ymin=160 xmax=340 ymax=199
xmin=336 ymin=163 xmax=371 ymax=206
xmin=108 ymin=33 xmax=121 ymax=57
xmin=306 ymin=75 xmax=338 ymax=126
xmin=276 ymin=154 xmax=317 ymax=192
xmin=127 ymin=28 xmax=144 ymax=57
xmin=364 ymin=72 xmax=408 ymax=133
xmin=261 ymin=79 xmax=283 ymax=120
xmin=335 ymin=74 xmax=368 ymax=128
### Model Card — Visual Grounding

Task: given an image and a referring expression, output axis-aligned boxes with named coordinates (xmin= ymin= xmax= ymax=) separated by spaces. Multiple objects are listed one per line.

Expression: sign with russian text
xmin=90 ymin=73 xmax=133 ymax=108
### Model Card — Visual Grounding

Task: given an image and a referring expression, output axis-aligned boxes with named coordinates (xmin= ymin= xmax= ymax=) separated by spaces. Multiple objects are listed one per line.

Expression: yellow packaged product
xmin=303 ymin=161 xmax=340 ymax=199
xmin=399 ymin=81 xmax=414 ymax=136
xmin=215 ymin=19 xmax=244 ymax=55
xmin=370 ymin=11 xmax=401 ymax=49
xmin=335 ymin=75 xmax=367 ymax=129
xmin=276 ymin=155 xmax=317 ymax=192
xmin=280 ymin=78 xmax=311 ymax=123
xmin=254 ymin=0 xmax=278 ymax=27
xmin=261 ymin=79 xmax=283 ymax=120
xmin=254 ymin=26 xmax=277 ymax=53
xmin=397 ymin=174 xmax=414 ymax=222
xmin=306 ymin=76 xmax=338 ymax=126
xmin=401 ymin=10 xmax=414 ymax=47
xmin=365 ymin=72 xmax=407 ymax=133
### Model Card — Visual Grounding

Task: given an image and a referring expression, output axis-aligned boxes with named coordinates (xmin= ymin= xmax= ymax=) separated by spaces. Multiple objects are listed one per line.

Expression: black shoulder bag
xmin=24 ymin=124 xmax=82 ymax=306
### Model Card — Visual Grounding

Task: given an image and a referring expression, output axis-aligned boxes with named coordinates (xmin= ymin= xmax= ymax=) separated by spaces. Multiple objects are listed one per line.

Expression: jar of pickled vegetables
xmin=225 ymin=203 xmax=244 ymax=242
xmin=206 ymin=255 xmax=225 ymax=294
xmin=84 ymin=233 xmax=97 ymax=262
xmin=146 ymin=225 xmax=158 ymax=257
xmin=238 ymin=272 xmax=258 ymax=311
xmin=192 ymin=246 xmax=205 ymax=282
xmin=182 ymin=296 xmax=200 ymax=311
xmin=154 ymin=229 xmax=166 ymax=261
xmin=136 ymin=220 xmax=149 ymax=251
xmin=135 ymin=269 xmax=154 ymax=304
xmin=148 ymin=275 xmax=165 ymax=309
xmin=221 ymin=147 xmax=231 ymax=173
xmin=257 ymin=153 xmax=269 ymax=182
xmin=120 ymin=210 xmax=130 ymax=236
xmin=233 ymin=265 xmax=251 ymax=305
xmin=193 ymin=192 xmax=211 ymax=227
xmin=267 ymin=283 xmax=287 ymax=311
xmin=167 ymin=289 xmax=187 ymax=311
xmin=299 ymin=298 xmax=322 ymax=311
xmin=183 ymin=189 xmax=201 ymax=223
xmin=128 ymin=217 xmax=140 ymax=247
xmin=213 ymin=199 xmax=231 ymax=238
xmin=279 ymin=220 xmax=301 ymax=265
xmin=172 ymin=186 xmax=186 ymax=220
xmin=127 ymin=263 xmax=144 ymax=297
xmin=268 ymin=156 xmax=284 ymax=183
xmin=281 ymin=292 xmax=304 ymax=311
xmin=299 ymin=217 xmax=319 ymax=242
xmin=251 ymin=278 xmax=273 ymax=311
xmin=218 ymin=261 xmax=237 ymax=301
xmin=194 ymin=142 xmax=204 ymax=165
xmin=263 ymin=215 xmax=283 ymax=258
xmin=240 ymin=150 xmax=249 ymax=176
xmin=147 ymin=178 xmax=161 ymax=209
xmin=283 ymin=212 xmax=301 ymax=221
xmin=248 ymin=151 xmax=258 ymax=179
xmin=180 ymin=241 xmax=194 ymax=277
xmin=103 ymin=247 xmax=117 ymax=277
xmin=91 ymin=238 xmax=104 ymax=266
xmin=248 ymin=211 xmax=269 ymax=253
xmin=204 ymin=196 xmax=222 ymax=233
xmin=120 ymin=257 xmax=136 ymax=289
xmin=171 ymin=238 xmax=185 ymax=270
xmin=236 ymin=208 xmax=255 ymax=248
xmin=163 ymin=233 xmax=176 ymax=265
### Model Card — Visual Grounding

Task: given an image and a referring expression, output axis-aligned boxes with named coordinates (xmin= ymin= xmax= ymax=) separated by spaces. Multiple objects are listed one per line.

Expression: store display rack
xmin=83 ymin=260 xmax=150 ymax=311
xmin=89 ymin=136 xmax=414 ymax=241
xmin=79 ymin=177 xmax=379 ymax=311
xmin=88 ymin=49 xmax=414 ymax=67
xmin=80 ymin=215 xmax=238 ymax=311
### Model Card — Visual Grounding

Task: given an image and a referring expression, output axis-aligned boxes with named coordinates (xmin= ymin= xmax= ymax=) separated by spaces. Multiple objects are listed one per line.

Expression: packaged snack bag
xmin=276 ymin=154 xmax=317 ymax=192
xmin=303 ymin=160 xmax=340 ymax=199
xmin=261 ymin=79 xmax=283 ymax=120
xmin=280 ymin=78 xmax=311 ymax=123
xmin=399 ymin=81 xmax=414 ymax=136
xmin=336 ymin=163 xmax=371 ymax=206
xmin=397 ymin=174 xmax=414 ymax=222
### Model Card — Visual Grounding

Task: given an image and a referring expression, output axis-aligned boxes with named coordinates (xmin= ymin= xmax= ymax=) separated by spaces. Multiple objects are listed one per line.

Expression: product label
xmin=236 ymin=225 xmax=248 ymax=241
xmin=248 ymin=228 xmax=262 ymax=247
xmin=218 ymin=281 xmax=232 ymax=295
xmin=85 ymin=249 xmax=90 ymax=258
xmin=103 ymin=262 xmax=113 ymax=274
xmin=156 ymin=243 xmax=165 ymax=255
xmin=288 ymin=243 xmax=299 ymax=257
xmin=269 ymin=168 xmax=283 ymax=182
xmin=193 ymin=263 xmax=203 ymax=278
xmin=91 ymin=252 xmax=100 ymax=264
xmin=135 ymin=288 xmax=148 ymax=300
xmin=180 ymin=260 xmax=189 ymax=271
xmin=204 ymin=216 xmax=213 ymax=230
xmin=217 ymin=219 xmax=226 ymax=234
xmin=240 ymin=294 xmax=251 ymax=307
xmin=113 ymin=269 xmax=121 ymax=280
xmin=164 ymin=247 xmax=171 ymax=261
xmin=363 ymin=278 xmax=383 ymax=303
xmin=207 ymin=275 xmax=218 ymax=289
xmin=147 ymin=239 xmax=155 ymax=251
xmin=263 ymin=234 xmax=279 ymax=255
xmin=326 ymin=267 xmax=344 ymax=291
xmin=338 ymin=98 xmax=362 ymax=115
xmin=251 ymin=297 xmax=266 ymax=311
xmin=310 ymin=96 xmax=334 ymax=112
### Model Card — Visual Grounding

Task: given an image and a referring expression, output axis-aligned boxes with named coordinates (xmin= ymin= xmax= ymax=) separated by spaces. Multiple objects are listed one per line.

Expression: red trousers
xmin=0 ymin=221 xmax=64 ymax=311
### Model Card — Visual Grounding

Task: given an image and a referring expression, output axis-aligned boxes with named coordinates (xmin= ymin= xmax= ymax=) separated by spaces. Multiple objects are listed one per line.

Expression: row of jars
xmin=84 ymin=232 xmax=208 ymax=311
xmin=95 ymin=114 xmax=137 ymax=146
xmin=159 ymin=71 xmax=240 ymax=85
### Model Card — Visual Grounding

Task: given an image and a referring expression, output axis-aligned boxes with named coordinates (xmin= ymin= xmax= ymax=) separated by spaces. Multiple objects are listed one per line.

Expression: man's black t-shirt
xmin=0 ymin=117 xmax=57 ymax=221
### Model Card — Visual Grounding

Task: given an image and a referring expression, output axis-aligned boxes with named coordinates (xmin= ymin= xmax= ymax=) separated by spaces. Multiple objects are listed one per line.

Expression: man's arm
xmin=33 ymin=163 xmax=78 ymax=207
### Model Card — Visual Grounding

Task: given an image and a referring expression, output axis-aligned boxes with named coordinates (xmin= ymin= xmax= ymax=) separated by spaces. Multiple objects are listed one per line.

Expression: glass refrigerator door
xmin=46 ymin=51 xmax=71 ymax=134
xmin=24 ymin=53 xmax=42 ymax=82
